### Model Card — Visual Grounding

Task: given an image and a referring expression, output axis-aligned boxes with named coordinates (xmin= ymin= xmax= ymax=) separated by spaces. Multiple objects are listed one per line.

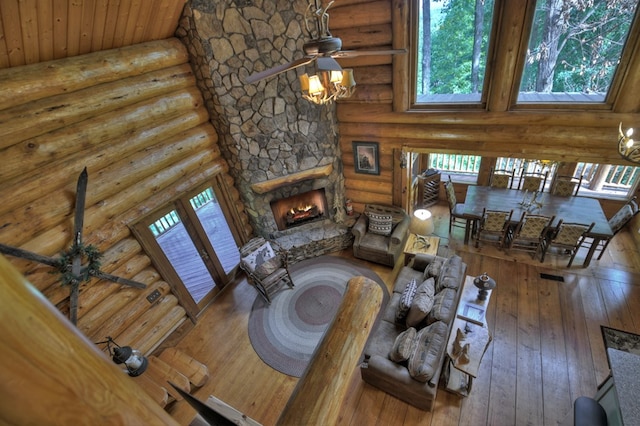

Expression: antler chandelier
xmin=299 ymin=69 xmax=355 ymax=104
xmin=298 ymin=0 xmax=355 ymax=104
xmin=618 ymin=122 xmax=639 ymax=164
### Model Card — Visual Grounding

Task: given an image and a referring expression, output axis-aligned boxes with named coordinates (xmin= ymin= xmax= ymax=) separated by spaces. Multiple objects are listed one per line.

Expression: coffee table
xmin=403 ymin=233 xmax=439 ymax=265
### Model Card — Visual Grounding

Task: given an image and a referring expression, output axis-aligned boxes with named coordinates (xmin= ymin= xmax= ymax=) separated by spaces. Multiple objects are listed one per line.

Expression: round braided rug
xmin=247 ymin=256 xmax=388 ymax=377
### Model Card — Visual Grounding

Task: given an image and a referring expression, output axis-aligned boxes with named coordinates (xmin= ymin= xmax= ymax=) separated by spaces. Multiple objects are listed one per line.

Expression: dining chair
xmin=540 ymin=220 xmax=595 ymax=267
xmin=489 ymin=167 xmax=515 ymax=189
xmin=444 ymin=178 xmax=477 ymax=240
xmin=475 ymin=208 xmax=513 ymax=248
xmin=551 ymin=174 xmax=583 ymax=196
xmin=505 ymin=212 xmax=555 ymax=259
xmin=518 ymin=170 xmax=549 ymax=192
xmin=588 ymin=196 xmax=639 ymax=260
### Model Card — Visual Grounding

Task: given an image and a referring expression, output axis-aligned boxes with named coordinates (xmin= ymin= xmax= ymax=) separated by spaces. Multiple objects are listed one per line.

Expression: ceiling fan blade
xmin=316 ymin=56 xmax=342 ymax=71
xmin=332 ymin=48 xmax=407 ymax=58
xmin=246 ymin=56 xmax=316 ymax=84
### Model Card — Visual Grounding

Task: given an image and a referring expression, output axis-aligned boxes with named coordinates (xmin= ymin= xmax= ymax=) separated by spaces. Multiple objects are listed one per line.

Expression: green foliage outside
xmin=417 ymin=0 xmax=638 ymax=96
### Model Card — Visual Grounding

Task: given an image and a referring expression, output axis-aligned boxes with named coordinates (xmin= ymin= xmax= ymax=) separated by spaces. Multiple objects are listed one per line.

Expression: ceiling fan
xmin=245 ymin=0 xmax=405 ymax=84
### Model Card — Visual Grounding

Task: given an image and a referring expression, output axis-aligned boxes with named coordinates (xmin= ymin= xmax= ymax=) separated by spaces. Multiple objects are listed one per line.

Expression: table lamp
xmin=409 ymin=209 xmax=435 ymax=248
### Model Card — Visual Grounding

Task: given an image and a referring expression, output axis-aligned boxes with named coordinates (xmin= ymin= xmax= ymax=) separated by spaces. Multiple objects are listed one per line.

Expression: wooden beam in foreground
xmin=0 ymin=254 xmax=178 ymax=425
xmin=277 ymin=276 xmax=383 ymax=426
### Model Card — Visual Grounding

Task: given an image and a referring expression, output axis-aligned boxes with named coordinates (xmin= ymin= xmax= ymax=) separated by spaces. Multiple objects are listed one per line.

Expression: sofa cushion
xmin=389 ymin=327 xmax=417 ymax=363
xmin=395 ymin=278 xmax=417 ymax=323
xmin=406 ymin=278 xmax=435 ymax=327
xmin=436 ymin=255 xmax=464 ymax=292
xmin=367 ymin=212 xmax=394 ymax=236
xmin=407 ymin=321 xmax=448 ymax=382
xmin=423 ymin=257 xmax=445 ymax=280
xmin=427 ymin=288 xmax=457 ymax=325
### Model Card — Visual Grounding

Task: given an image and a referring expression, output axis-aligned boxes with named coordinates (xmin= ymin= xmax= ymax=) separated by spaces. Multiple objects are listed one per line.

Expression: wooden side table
xmin=443 ymin=275 xmax=493 ymax=397
xmin=403 ymin=233 xmax=440 ymax=265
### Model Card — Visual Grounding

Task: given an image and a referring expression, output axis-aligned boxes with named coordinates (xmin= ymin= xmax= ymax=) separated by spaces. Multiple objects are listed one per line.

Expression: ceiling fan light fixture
xmin=299 ymin=69 xmax=356 ymax=105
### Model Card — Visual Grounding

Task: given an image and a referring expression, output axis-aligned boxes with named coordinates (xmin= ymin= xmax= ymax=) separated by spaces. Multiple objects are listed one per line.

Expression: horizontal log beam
xmin=250 ymin=164 xmax=334 ymax=194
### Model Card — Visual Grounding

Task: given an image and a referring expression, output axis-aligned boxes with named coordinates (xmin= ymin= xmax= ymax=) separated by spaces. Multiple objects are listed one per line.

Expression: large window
xmin=518 ymin=0 xmax=639 ymax=104
xmin=413 ymin=0 xmax=640 ymax=107
xmin=415 ymin=0 xmax=496 ymax=104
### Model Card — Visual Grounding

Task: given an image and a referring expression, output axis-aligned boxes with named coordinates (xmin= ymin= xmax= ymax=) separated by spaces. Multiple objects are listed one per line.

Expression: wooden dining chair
xmin=587 ymin=196 xmax=639 ymax=260
xmin=540 ymin=220 xmax=594 ymax=267
xmin=475 ymin=208 xmax=513 ymax=248
xmin=518 ymin=170 xmax=549 ymax=192
xmin=489 ymin=167 xmax=515 ymax=189
xmin=444 ymin=178 xmax=479 ymax=244
xmin=505 ymin=212 xmax=555 ymax=259
xmin=551 ymin=174 xmax=583 ymax=196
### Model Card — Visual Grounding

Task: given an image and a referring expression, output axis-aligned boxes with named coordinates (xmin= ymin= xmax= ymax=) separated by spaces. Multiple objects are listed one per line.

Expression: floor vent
xmin=540 ymin=273 xmax=565 ymax=282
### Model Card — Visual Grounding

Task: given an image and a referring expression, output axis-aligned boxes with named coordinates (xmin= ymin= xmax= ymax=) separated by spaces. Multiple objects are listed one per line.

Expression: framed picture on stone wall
xmin=353 ymin=141 xmax=380 ymax=175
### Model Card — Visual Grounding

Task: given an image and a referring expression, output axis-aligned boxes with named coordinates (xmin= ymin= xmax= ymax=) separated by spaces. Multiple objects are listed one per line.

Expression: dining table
xmin=459 ymin=186 xmax=613 ymax=267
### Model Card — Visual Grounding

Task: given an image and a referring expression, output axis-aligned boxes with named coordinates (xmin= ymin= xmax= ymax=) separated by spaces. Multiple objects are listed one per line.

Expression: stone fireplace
xmin=177 ymin=1 xmax=353 ymax=261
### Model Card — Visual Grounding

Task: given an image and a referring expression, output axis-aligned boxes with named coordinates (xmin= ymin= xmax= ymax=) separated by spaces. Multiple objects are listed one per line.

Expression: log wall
xmin=0 ymin=38 xmax=243 ymax=356
xmin=331 ymin=0 xmax=640 ymax=218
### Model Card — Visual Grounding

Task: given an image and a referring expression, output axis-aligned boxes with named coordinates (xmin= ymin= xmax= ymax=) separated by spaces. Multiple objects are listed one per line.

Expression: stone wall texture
xmin=177 ymin=0 xmax=346 ymax=237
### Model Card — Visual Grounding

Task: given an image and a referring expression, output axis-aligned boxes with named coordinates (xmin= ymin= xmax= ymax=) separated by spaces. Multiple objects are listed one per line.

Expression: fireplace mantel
xmin=250 ymin=164 xmax=333 ymax=194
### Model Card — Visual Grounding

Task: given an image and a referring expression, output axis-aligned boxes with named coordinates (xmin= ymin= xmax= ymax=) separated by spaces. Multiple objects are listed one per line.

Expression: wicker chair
xmin=588 ymin=196 xmax=639 ymax=260
xmin=239 ymin=237 xmax=293 ymax=304
xmin=506 ymin=213 xmax=555 ymax=259
xmin=540 ymin=221 xmax=594 ymax=267
xmin=551 ymin=175 xmax=583 ymax=196
xmin=475 ymin=208 xmax=513 ymax=248
xmin=489 ymin=167 xmax=515 ymax=189
xmin=518 ymin=170 xmax=549 ymax=192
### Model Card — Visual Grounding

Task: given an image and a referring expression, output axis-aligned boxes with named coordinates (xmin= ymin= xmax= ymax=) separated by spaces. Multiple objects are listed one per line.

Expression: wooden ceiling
xmin=0 ymin=0 xmax=187 ymax=70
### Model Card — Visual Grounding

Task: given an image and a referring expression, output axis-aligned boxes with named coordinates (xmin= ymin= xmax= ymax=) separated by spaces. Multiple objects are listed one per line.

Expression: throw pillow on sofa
xmin=436 ymin=255 xmax=463 ymax=292
xmin=389 ymin=327 xmax=417 ymax=363
xmin=427 ymin=287 xmax=457 ymax=324
xmin=406 ymin=278 xmax=435 ymax=327
xmin=407 ymin=320 xmax=448 ymax=382
xmin=396 ymin=278 xmax=417 ymax=323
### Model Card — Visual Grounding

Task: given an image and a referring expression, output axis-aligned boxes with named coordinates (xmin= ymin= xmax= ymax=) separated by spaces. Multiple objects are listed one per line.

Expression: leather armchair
xmin=352 ymin=204 xmax=410 ymax=267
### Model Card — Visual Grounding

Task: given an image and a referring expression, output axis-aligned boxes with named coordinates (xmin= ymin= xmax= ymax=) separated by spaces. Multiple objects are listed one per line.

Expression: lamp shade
xmin=409 ymin=209 xmax=434 ymax=236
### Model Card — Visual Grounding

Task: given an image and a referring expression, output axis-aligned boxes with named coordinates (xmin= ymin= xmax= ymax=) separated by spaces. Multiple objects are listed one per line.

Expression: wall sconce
xmin=96 ymin=336 xmax=148 ymax=377
xmin=618 ymin=122 xmax=639 ymax=164
xmin=299 ymin=68 xmax=356 ymax=105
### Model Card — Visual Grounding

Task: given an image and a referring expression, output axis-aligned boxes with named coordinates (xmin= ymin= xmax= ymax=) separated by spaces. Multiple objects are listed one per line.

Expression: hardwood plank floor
xmin=167 ymin=202 xmax=640 ymax=426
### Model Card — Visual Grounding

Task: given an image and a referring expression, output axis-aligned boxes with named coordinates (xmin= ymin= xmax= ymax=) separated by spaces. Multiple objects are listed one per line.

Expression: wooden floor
xmin=167 ymin=202 xmax=640 ymax=426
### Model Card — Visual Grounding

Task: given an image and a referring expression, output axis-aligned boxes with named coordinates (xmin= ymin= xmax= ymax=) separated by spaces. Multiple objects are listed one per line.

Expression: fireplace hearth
xmin=271 ymin=189 xmax=328 ymax=231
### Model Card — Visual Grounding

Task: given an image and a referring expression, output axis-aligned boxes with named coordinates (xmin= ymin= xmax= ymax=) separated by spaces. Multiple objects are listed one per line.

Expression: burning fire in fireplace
xmin=270 ymin=189 xmax=328 ymax=231
xmin=286 ymin=204 xmax=320 ymax=225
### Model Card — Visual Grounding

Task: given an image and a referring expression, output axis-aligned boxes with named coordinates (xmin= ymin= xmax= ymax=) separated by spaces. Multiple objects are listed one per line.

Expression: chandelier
xmin=618 ymin=122 xmax=639 ymax=164
xmin=299 ymin=68 xmax=356 ymax=105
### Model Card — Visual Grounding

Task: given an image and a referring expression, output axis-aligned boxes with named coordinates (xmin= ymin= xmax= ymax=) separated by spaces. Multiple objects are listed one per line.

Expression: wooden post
xmin=277 ymin=276 xmax=383 ymax=426
xmin=0 ymin=254 xmax=179 ymax=425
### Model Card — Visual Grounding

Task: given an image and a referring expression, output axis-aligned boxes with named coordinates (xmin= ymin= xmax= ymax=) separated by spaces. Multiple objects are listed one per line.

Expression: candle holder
xmin=473 ymin=272 xmax=496 ymax=301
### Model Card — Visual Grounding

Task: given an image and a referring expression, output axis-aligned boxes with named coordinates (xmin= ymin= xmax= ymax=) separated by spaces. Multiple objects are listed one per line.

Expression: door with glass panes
xmin=132 ymin=181 xmax=241 ymax=319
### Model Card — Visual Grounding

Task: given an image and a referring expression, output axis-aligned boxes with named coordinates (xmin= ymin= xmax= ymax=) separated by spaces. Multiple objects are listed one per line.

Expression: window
xmin=415 ymin=0 xmax=496 ymax=104
xmin=429 ymin=153 xmax=481 ymax=182
xmin=575 ymin=162 xmax=640 ymax=199
xmin=412 ymin=0 xmax=640 ymax=107
xmin=518 ymin=0 xmax=639 ymax=104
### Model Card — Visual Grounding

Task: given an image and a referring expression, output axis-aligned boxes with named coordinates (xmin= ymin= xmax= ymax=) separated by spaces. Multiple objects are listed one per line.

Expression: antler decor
xmin=618 ymin=122 xmax=639 ymax=164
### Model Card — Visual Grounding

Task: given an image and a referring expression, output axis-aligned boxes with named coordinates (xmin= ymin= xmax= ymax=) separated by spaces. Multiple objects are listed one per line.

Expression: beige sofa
xmin=360 ymin=254 xmax=467 ymax=411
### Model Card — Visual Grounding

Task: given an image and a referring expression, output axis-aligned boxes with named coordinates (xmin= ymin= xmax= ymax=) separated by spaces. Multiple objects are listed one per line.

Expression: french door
xmin=132 ymin=177 xmax=242 ymax=320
